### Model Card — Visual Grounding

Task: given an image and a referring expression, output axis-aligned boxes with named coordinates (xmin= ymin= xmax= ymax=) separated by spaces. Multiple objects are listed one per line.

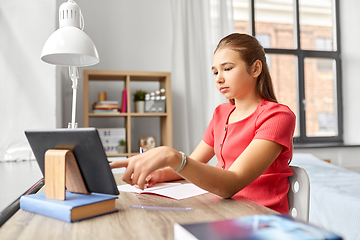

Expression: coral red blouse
xmin=202 ymin=99 xmax=296 ymax=213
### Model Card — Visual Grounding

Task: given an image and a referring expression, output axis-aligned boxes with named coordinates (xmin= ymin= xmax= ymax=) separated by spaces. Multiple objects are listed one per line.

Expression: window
xmin=255 ymin=33 xmax=271 ymax=48
xmin=316 ymin=38 xmax=333 ymax=51
xmin=233 ymin=0 xmax=342 ymax=144
xmin=256 ymin=34 xmax=272 ymax=69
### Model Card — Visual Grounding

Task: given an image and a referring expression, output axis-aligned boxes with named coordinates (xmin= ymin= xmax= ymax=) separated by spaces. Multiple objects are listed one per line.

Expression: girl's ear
xmin=252 ymin=60 xmax=262 ymax=78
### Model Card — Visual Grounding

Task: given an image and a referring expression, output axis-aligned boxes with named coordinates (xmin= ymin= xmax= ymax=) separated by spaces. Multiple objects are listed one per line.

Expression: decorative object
xmin=98 ymin=92 xmax=107 ymax=102
xmin=145 ymin=88 xmax=166 ymax=113
xmin=134 ymin=90 xmax=147 ymax=113
xmin=117 ymin=139 xmax=126 ymax=154
xmin=139 ymin=136 xmax=156 ymax=152
xmin=41 ymin=0 xmax=99 ymax=128
xmin=135 ymin=101 xmax=145 ymax=113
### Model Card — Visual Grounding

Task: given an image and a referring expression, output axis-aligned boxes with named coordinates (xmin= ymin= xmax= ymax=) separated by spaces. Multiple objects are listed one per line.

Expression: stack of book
xmin=92 ymin=101 xmax=120 ymax=113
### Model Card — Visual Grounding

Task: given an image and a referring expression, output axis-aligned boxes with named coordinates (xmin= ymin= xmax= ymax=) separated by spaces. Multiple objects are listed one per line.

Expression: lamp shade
xmin=41 ymin=26 xmax=99 ymax=67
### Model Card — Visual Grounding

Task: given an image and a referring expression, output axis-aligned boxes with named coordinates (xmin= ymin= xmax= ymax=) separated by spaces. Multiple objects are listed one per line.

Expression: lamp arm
xmin=69 ymin=66 xmax=79 ymax=129
xmin=80 ymin=12 xmax=84 ymax=30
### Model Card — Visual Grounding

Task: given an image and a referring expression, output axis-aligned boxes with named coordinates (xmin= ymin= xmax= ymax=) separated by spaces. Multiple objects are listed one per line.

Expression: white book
xmin=98 ymin=100 xmax=119 ymax=105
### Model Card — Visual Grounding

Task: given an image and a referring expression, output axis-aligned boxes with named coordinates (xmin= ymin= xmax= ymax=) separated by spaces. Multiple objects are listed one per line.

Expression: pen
xmin=130 ymin=205 xmax=194 ymax=211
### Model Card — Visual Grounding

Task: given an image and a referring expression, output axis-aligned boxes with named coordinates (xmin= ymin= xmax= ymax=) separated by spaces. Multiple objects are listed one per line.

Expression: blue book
xmin=174 ymin=214 xmax=342 ymax=240
xmin=20 ymin=191 xmax=118 ymax=222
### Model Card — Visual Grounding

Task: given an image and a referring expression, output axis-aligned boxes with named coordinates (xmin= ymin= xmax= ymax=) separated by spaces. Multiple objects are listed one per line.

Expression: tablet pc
xmin=25 ymin=127 xmax=119 ymax=195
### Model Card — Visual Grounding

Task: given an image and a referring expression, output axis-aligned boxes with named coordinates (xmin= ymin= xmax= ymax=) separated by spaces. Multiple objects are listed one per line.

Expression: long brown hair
xmin=215 ymin=33 xmax=277 ymax=103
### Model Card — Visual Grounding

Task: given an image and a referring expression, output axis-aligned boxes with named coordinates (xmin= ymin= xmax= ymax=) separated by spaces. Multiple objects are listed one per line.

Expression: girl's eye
xmin=213 ymin=72 xmax=218 ymax=76
xmin=225 ymin=67 xmax=232 ymax=71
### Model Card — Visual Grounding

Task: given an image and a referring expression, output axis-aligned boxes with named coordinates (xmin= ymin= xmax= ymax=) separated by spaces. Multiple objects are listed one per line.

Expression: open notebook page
xmin=117 ymin=182 xmax=208 ymax=200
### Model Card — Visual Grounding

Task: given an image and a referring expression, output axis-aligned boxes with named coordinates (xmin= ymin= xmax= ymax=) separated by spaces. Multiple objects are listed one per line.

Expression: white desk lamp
xmin=41 ymin=0 xmax=99 ymax=128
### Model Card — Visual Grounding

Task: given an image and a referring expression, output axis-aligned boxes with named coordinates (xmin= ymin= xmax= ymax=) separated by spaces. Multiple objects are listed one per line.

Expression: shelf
xmin=88 ymin=113 xmax=168 ymax=117
xmin=83 ymin=70 xmax=173 ymax=158
xmin=89 ymin=113 xmax=126 ymax=117
xmin=130 ymin=113 xmax=168 ymax=117
xmin=107 ymin=152 xmax=141 ymax=158
xmin=106 ymin=153 xmax=128 ymax=157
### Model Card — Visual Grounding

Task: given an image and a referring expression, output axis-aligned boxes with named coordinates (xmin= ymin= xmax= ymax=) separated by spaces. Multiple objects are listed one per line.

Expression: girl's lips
xmin=220 ymin=87 xmax=229 ymax=93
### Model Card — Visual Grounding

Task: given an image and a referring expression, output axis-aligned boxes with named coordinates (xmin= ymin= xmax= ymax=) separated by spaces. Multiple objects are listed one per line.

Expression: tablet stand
xmin=45 ymin=149 xmax=89 ymax=200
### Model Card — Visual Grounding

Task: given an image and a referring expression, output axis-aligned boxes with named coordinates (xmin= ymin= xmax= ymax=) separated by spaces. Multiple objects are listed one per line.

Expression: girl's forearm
xmin=175 ymin=157 xmax=244 ymax=198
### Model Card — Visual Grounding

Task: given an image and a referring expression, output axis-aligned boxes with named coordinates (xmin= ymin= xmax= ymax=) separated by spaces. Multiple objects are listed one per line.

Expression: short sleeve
xmin=202 ymin=115 xmax=215 ymax=147
xmin=254 ymin=106 xmax=296 ymax=152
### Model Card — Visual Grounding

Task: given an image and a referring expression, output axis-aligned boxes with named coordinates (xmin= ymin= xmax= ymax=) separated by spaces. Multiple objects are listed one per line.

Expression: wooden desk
xmin=0 ymin=174 xmax=276 ymax=240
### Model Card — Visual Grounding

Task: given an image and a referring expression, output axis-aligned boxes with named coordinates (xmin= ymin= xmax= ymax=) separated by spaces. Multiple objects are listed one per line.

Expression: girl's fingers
xmin=145 ymin=172 xmax=160 ymax=187
xmin=109 ymin=160 xmax=129 ymax=169
xmin=122 ymin=162 xmax=135 ymax=184
xmin=136 ymin=173 xmax=149 ymax=190
xmin=121 ymin=147 xmax=172 ymax=187
xmin=131 ymin=168 xmax=141 ymax=186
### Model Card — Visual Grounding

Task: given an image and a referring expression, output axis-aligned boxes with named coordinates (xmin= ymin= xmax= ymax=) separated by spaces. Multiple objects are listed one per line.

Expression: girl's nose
xmin=216 ymin=75 xmax=224 ymax=84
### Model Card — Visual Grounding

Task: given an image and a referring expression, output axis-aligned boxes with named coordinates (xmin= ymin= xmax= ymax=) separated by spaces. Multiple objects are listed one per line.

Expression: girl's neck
xmin=228 ymin=95 xmax=263 ymax=124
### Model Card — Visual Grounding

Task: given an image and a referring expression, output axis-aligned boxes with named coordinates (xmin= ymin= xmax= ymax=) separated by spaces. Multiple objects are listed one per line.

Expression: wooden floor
xmin=0 ymin=160 xmax=42 ymax=213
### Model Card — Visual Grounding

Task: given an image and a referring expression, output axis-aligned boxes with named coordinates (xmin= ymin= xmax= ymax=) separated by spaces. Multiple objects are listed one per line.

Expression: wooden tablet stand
xmin=44 ymin=149 xmax=90 ymax=200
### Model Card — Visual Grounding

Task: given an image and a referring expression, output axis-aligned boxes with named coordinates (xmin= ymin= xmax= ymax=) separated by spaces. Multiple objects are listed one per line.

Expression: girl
xmin=110 ymin=33 xmax=296 ymax=214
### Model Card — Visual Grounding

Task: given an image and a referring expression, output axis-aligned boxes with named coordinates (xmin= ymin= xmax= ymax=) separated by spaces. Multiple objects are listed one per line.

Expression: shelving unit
xmin=83 ymin=70 xmax=173 ymax=158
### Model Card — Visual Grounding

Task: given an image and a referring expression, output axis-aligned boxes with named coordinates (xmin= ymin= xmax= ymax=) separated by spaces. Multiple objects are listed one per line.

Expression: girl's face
xmin=212 ymin=47 xmax=260 ymax=101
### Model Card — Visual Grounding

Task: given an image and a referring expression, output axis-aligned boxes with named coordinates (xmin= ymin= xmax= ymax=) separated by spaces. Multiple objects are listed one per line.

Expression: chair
xmin=288 ymin=165 xmax=310 ymax=222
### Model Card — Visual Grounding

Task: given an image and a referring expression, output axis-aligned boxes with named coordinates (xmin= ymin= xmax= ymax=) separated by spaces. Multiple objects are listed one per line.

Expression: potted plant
xmin=117 ymin=139 xmax=126 ymax=153
xmin=134 ymin=90 xmax=147 ymax=113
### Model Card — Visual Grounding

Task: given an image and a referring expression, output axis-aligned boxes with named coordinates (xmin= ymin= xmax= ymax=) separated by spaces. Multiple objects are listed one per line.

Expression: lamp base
xmin=68 ymin=122 xmax=78 ymax=129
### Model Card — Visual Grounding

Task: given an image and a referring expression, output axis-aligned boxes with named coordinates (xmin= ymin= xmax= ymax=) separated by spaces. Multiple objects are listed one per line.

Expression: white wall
xmin=340 ymin=0 xmax=360 ymax=145
xmin=0 ymin=0 xmax=59 ymax=161
xmin=2 ymin=0 xmax=360 ymax=170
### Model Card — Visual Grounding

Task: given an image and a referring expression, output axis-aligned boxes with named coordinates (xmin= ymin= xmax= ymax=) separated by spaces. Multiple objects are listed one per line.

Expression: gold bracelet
xmin=173 ymin=151 xmax=186 ymax=173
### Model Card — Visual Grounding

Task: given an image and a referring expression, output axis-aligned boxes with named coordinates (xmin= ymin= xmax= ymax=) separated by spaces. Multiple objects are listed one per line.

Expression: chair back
xmin=288 ymin=165 xmax=310 ymax=222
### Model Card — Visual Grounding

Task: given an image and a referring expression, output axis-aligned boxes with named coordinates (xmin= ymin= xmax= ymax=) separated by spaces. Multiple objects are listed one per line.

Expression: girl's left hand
xmin=144 ymin=169 xmax=165 ymax=188
xmin=109 ymin=146 xmax=180 ymax=190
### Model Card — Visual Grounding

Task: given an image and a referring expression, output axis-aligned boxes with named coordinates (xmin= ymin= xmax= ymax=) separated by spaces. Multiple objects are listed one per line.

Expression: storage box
xmin=144 ymin=100 xmax=166 ymax=113
xmin=97 ymin=128 xmax=126 ymax=137
xmin=97 ymin=128 xmax=126 ymax=154
xmin=102 ymin=144 xmax=120 ymax=154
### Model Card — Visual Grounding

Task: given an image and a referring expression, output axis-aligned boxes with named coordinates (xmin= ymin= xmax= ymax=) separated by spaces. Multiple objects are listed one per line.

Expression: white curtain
xmin=170 ymin=0 xmax=234 ymax=154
